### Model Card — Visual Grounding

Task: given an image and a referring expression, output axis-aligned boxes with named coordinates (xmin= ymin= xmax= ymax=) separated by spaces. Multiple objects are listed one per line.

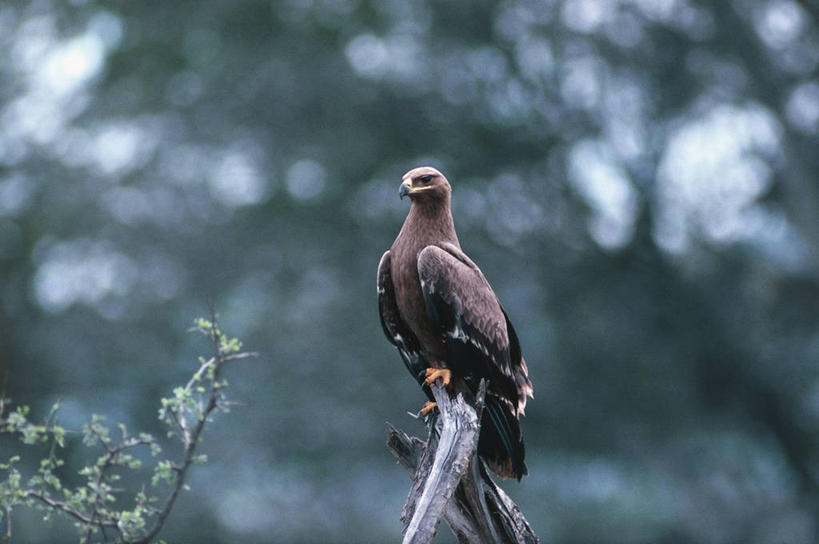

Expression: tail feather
xmin=479 ymin=395 xmax=527 ymax=481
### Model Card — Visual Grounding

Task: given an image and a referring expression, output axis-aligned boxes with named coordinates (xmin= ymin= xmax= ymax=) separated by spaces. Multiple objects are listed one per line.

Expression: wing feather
xmin=378 ymin=251 xmax=428 ymax=386
xmin=417 ymin=244 xmax=532 ymax=413
xmin=416 ymin=244 xmax=532 ymax=479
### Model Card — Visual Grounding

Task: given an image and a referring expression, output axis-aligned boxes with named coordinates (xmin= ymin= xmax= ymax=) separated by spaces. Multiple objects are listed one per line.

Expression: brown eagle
xmin=377 ymin=166 xmax=533 ymax=480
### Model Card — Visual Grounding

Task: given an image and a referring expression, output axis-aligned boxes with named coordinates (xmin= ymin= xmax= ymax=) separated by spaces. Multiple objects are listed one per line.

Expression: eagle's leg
xmin=424 ymin=368 xmax=453 ymax=390
xmin=419 ymin=401 xmax=437 ymax=417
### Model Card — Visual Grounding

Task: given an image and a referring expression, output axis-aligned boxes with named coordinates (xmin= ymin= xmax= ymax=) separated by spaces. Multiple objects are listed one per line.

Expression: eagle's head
xmin=399 ymin=166 xmax=451 ymax=202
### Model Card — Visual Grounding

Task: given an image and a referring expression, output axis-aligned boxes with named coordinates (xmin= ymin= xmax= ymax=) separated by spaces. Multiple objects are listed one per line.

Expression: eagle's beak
xmin=399 ymin=179 xmax=412 ymax=199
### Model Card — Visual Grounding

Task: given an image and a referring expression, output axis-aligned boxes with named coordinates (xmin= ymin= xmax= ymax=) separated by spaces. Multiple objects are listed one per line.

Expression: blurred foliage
xmin=0 ymin=0 xmax=818 ymax=542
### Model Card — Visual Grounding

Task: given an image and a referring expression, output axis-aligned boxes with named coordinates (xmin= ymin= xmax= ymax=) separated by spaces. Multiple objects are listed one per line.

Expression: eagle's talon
xmin=419 ymin=401 xmax=437 ymax=417
xmin=424 ymin=368 xmax=453 ymax=389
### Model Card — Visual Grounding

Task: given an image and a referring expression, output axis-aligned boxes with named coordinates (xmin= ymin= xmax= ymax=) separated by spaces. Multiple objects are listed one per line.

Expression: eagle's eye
xmin=418 ymin=174 xmax=433 ymax=185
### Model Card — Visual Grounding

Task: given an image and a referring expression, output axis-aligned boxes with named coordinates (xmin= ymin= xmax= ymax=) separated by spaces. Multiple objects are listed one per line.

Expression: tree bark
xmin=387 ymin=380 xmax=538 ymax=544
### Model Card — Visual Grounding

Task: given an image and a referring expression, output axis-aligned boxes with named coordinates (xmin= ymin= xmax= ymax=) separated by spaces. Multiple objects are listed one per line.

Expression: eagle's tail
xmin=479 ymin=395 xmax=527 ymax=481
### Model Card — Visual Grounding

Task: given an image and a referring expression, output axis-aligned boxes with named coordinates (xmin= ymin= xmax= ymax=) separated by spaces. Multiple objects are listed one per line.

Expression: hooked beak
xmin=399 ymin=179 xmax=412 ymax=199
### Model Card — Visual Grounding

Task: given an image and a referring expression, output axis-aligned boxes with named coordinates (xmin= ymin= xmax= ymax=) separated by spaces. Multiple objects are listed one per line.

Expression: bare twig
xmin=128 ymin=317 xmax=257 ymax=544
xmin=3 ymin=505 xmax=11 ymax=542
xmin=0 ymin=314 xmax=255 ymax=543
xmin=26 ymin=491 xmax=119 ymax=529
xmin=85 ymin=430 xmax=158 ymax=542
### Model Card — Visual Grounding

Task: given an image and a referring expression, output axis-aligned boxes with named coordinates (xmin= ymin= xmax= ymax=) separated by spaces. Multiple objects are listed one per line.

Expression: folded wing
xmin=417 ymin=244 xmax=532 ymax=479
xmin=377 ymin=250 xmax=428 ymax=386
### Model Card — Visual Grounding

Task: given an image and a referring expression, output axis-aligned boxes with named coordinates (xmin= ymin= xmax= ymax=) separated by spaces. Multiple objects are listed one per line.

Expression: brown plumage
xmin=377 ymin=166 xmax=533 ymax=480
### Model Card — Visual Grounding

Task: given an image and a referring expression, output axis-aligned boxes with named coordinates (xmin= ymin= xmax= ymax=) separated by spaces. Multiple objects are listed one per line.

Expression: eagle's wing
xmin=377 ymin=250 xmax=428 ymax=386
xmin=417 ymin=243 xmax=532 ymax=413
xmin=417 ymin=243 xmax=532 ymax=480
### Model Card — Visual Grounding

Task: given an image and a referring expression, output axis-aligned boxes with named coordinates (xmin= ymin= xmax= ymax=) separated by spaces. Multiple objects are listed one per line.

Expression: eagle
xmin=377 ymin=166 xmax=533 ymax=480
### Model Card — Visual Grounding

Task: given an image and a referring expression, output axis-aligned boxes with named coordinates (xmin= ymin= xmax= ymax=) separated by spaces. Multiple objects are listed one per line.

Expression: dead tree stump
xmin=387 ymin=380 xmax=539 ymax=544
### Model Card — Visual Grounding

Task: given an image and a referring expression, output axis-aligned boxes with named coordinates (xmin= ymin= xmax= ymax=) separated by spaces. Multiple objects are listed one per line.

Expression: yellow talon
xmin=424 ymin=368 xmax=453 ymax=389
xmin=419 ymin=401 xmax=437 ymax=417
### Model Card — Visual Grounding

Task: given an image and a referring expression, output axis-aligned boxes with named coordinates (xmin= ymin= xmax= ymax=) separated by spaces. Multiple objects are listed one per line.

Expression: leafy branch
xmin=0 ymin=315 xmax=256 ymax=543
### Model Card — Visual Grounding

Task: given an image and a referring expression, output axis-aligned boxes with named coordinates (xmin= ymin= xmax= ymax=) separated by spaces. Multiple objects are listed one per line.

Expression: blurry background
xmin=0 ymin=0 xmax=818 ymax=542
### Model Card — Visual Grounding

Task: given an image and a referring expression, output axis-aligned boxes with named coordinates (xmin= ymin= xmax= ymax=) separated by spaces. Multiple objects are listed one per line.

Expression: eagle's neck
xmin=390 ymin=196 xmax=458 ymax=363
xmin=398 ymin=197 xmax=459 ymax=250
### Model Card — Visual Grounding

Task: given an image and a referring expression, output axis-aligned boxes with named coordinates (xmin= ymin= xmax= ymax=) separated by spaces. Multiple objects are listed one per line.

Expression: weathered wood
xmin=400 ymin=380 xmax=481 ymax=544
xmin=387 ymin=380 xmax=539 ymax=544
